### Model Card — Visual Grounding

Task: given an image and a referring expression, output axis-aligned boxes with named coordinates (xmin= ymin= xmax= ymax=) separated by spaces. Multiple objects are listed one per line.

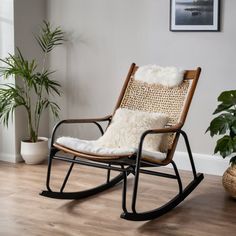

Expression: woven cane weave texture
xmin=120 ymin=78 xmax=191 ymax=149
xmin=222 ymin=166 xmax=236 ymax=198
xmin=120 ymin=78 xmax=190 ymax=124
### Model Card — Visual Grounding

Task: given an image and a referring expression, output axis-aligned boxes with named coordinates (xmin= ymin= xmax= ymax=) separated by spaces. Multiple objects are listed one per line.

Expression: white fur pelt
xmin=134 ymin=65 xmax=185 ymax=87
xmin=56 ymin=137 xmax=135 ymax=156
xmin=96 ymin=108 xmax=168 ymax=152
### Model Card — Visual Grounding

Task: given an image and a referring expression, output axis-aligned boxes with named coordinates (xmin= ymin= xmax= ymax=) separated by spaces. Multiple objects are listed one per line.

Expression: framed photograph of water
xmin=170 ymin=0 xmax=220 ymax=31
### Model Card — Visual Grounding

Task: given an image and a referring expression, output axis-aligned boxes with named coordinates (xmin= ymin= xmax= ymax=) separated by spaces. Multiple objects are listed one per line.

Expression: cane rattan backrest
xmin=115 ymin=64 xmax=201 ymax=151
xmin=120 ymin=78 xmax=190 ymax=125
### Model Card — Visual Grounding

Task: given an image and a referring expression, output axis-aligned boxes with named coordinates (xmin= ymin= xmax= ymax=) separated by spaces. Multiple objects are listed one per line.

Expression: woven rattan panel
xmin=120 ymin=78 xmax=191 ymax=150
xmin=120 ymin=78 xmax=190 ymax=125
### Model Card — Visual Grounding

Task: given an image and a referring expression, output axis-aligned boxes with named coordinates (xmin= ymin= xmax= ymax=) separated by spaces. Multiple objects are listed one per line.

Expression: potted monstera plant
xmin=0 ymin=21 xmax=64 ymax=164
xmin=206 ymin=90 xmax=236 ymax=198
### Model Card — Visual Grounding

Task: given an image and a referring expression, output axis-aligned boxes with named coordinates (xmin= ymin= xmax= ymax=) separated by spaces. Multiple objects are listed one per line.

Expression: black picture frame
xmin=170 ymin=0 xmax=220 ymax=32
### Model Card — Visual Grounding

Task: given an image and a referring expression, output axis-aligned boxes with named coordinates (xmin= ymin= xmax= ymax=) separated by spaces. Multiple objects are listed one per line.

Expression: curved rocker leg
xmin=120 ymin=131 xmax=204 ymax=221
xmin=120 ymin=173 xmax=204 ymax=221
xmin=45 ymin=148 xmax=58 ymax=192
xmin=40 ymin=171 xmax=126 ymax=199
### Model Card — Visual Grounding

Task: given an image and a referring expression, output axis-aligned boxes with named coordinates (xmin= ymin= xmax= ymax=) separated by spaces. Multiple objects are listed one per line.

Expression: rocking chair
xmin=41 ymin=63 xmax=203 ymax=221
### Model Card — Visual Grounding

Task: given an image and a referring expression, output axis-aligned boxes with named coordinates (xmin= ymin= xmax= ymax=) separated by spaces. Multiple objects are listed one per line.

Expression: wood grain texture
xmin=0 ymin=161 xmax=235 ymax=236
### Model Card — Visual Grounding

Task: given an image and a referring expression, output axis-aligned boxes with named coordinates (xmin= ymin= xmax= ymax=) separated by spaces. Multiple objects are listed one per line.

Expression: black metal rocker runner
xmin=41 ymin=64 xmax=203 ymax=221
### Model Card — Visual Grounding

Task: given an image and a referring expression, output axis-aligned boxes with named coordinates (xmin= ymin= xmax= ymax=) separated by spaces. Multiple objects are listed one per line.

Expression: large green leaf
xmin=231 ymin=120 xmax=236 ymax=135
xmin=214 ymin=135 xmax=235 ymax=158
xmin=214 ymin=90 xmax=236 ymax=114
xmin=231 ymin=136 xmax=236 ymax=153
xmin=230 ymin=156 xmax=236 ymax=165
xmin=213 ymin=103 xmax=232 ymax=114
xmin=206 ymin=113 xmax=236 ymax=137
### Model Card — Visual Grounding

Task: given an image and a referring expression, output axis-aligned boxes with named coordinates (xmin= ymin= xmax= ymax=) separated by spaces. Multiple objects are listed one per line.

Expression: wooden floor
xmin=0 ymin=161 xmax=235 ymax=236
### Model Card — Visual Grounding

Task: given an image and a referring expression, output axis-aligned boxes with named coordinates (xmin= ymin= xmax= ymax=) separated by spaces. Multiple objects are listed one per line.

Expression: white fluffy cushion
xmin=96 ymin=108 xmax=168 ymax=152
xmin=56 ymin=136 xmax=167 ymax=161
xmin=56 ymin=137 xmax=136 ymax=156
xmin=134 ymin=65 xmax=184 ymax=88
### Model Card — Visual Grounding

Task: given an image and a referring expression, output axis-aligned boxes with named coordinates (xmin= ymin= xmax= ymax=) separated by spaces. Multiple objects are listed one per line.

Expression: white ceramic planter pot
xmin=21 ymin=137 xmax=49 ymax=164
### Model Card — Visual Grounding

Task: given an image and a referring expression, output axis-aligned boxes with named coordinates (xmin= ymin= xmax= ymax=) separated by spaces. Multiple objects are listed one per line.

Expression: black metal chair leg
xmin=171 ymin=161 xmax=183 ymax=194
xmin=60 ymin=156 xmax=77 ymax=193
xmin=131 ymin=149 xmax=142 ymax=213
xmin=46 ymin=147 xmax=58 ymax=192
xmin=106 ymin=164 xmax=111 ymax=183
xmin=180 ymin=130 xmax=197 ymax=179
xmin=121 ymin=165 xmax=128 ymax=213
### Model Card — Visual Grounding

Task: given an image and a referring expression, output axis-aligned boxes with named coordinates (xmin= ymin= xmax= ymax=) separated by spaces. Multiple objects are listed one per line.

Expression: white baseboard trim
xmin=171 ymin=151 xmax=230 ymax=176
xmin=0 ymin=153 xmax=22 ymax=163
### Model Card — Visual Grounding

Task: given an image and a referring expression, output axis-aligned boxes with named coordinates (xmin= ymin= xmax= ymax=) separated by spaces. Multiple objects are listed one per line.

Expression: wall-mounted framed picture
xmin=170 ymin=0 xmax=220 ymax=32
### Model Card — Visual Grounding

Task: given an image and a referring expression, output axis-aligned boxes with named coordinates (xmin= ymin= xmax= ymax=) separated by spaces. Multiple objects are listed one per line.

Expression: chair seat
xmin=55 ymin=136 xmax=166 ymax=162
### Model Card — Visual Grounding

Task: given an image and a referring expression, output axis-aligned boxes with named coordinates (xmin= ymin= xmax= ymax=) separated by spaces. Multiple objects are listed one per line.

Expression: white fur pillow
xmin=96 ymin=108 xmax=169 ymax=152
xmin=134 ymin=65 xmax=184 ymax=88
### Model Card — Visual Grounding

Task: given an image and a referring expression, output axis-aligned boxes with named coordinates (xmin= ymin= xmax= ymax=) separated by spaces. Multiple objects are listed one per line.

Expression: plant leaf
xmin=206 ymin=113 xmax=236 ymax=137
xmin=0 ymin=84 xmax=28 ymax=126
xmin=214 ymin=90 xmax=236 ymax=114
xmin=230 ymin=156 xmax=236 ymax=165
xmin=214 ymin=135 xmax=234 ymax=158
xmin=35 ymin=21 xmax=64 ymax=53
xmin=231 ymin=119 xmax=236 ymax=135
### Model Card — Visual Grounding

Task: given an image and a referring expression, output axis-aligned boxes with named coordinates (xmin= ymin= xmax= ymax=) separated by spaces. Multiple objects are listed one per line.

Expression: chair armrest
xmin=58 ymin=115 xmax=112 ymax=124
xmin=134 ymin=125 xmax=182 ymax=166
xmin=50 ymin=115 xmax=112 ymax=147
xmin=141 ymin=124 xmax=182 ymax=137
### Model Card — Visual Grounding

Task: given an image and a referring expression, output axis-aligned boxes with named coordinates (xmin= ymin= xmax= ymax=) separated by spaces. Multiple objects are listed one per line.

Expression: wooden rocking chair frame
xmin=41 ymin=63 xmax=203 ymax=221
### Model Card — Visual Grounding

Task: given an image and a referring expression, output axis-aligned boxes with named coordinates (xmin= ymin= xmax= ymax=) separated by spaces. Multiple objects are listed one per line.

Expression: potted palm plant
xmin=0 ymin=21 xmax=64 ymax=164
xmin=206 ymin=90 xmax=236 ymax=198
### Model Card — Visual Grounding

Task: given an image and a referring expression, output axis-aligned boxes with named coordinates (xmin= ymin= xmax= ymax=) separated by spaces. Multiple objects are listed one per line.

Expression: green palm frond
xmin=0 ymin=48 xmax=37 ymax=88
xmin=35 ymin=21 xmax=64 ymax=53
xmin=35 ymin=99 xmax=60 ymax=119
xmin=48 ymin=101 xmax=60 ymax=119
xmin=0 ymin=84 xmax=28 ymax=126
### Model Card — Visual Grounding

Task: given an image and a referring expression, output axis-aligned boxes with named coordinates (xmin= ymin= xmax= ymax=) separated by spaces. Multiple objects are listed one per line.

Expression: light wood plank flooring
xmin=0 ymin=160 xmax=235 ymax=236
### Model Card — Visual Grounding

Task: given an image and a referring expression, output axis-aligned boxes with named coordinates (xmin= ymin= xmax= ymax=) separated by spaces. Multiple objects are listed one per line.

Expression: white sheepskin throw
xmin=134 ymin=65 xmax=185 ymax=87
xmin=96 ymin=108 xmax=169 ymax=152
xmin=56 ymin=137 xmax=136 ymax=156
xmin=56 ymin=136 xmax=167 ymax=161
